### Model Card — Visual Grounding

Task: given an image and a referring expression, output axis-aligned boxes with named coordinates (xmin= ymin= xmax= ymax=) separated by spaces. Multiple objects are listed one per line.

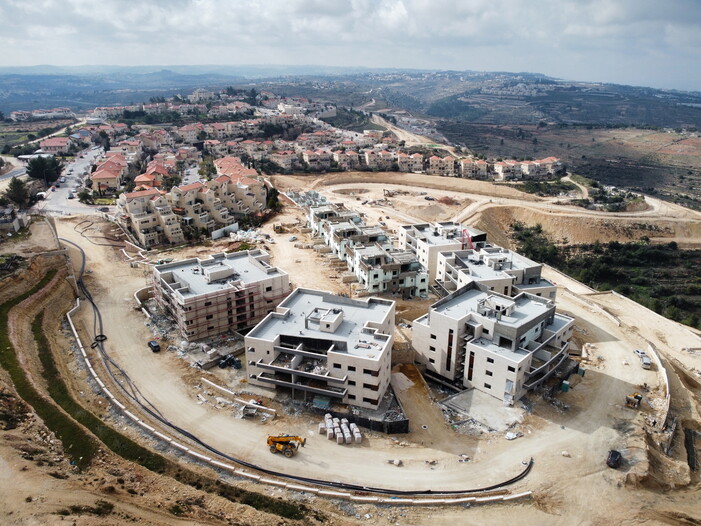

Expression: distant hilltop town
xmin=12 ymin=87 xmax=563 ymax=248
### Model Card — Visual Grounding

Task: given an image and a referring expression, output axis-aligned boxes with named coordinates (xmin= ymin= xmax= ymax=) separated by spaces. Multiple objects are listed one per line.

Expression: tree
xmin=26 ymin=156 xmax=63 ymax=187
xmin=4 ymin=177 xmax=28 ymax=207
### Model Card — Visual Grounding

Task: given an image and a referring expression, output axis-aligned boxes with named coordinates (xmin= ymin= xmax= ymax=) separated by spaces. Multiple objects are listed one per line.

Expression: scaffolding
xmin=151 ymin=273 xmax=290 ymax=341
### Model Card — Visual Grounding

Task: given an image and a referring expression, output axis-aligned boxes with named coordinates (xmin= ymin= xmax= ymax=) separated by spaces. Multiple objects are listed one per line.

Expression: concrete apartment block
xmin=245 ymin=288 xmax=395 ymax=410
xmin=412 ymin=282 xmax=574 ymax=405
xmin=348 ymin=244 xmax=429 ymax=298
xmin=398 ymin=222 xmax=487 ymax=283
xmin=152 ymin=250 xmax=290 ymax=341
xmin=436 ymin=246 xmax=557 ymax=300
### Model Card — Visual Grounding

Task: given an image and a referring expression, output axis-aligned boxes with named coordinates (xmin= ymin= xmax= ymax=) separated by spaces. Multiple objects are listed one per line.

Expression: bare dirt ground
xmin=4 ymin=166 xmax=701 ymax=524
xmin=272 ymin=172 xmax=701 ymax=248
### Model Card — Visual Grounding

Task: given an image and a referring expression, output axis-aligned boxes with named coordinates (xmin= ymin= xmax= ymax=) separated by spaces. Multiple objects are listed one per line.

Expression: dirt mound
xmin=476 ymin=206 xmax=674 ymax=245
xmin=333 ymin=187 xmax=370 ymax=195
xmin=0 ymin=254 xmax=66 ymax=305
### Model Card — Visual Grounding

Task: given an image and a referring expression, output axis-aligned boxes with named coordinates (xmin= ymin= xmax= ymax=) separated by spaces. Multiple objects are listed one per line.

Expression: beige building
xmin=245 ymin=288 xmax=395 ymax=410
xmin=412 ymin=283 xmax=574 ymax=404
xmin=116 ymin=188 xmax=185 ymax=247
xmin=153 ymin=250 xmax=290 ymax=340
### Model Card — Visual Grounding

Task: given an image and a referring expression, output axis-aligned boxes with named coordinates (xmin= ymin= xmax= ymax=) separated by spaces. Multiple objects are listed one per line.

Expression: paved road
xmin=0 ymin=166 xmax=26 ymax=182
xmin=32 ymin=147 xmax=111 ymax=215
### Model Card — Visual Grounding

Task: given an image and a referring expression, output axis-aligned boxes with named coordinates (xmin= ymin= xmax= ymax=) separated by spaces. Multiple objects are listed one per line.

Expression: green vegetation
xmin=0 ymin=270 xmax=99 ymax=471
xmin=321 ymin=107 xmax=383 ymax=132
xmin=426 ymin=95 xmax=488 ymax=121
xmin=570 ymin=174 xmax=596 ymax=187
xmin=508 ymin=178 xmax=576 ymax=197
xmin=58 ymin=500 xmax=114 ymax=517
xmin=511 ymin=222 xmax=701 ymax=329
xmin=3 ymin=176 xmax=29 ymax=207
xmin=26 ymin=156 xmax=63 ymax=186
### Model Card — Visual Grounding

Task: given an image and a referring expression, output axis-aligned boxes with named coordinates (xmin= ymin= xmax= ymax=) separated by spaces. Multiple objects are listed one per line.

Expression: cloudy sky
xmin=2 ymin=0 xmax=700 ymax=90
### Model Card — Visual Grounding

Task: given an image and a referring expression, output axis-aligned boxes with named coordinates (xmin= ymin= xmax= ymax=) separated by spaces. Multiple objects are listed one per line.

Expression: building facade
xmin=435 ymin=246 xmax=557 ymax=300
xmin=152 ymin=250 xmax=290 ymax=340
xmin=398 ymin=222 xmax=487 ymax=283
xmin=412 ymin=283 xmax=574 ymax=404
xmin=245 ymin=288 xmax=395 ymax=410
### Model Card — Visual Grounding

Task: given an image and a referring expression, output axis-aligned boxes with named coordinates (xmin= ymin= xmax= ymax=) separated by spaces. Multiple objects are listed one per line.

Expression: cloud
xmin=0 ymin=0 xmax=700 ymax=89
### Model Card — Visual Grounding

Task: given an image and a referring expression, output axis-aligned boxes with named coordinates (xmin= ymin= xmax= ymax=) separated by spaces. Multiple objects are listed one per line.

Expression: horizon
xmin=1 ymin=1 xmax=700 ymax=92
xmin=0 ymin=63 xmax=695 ymax=95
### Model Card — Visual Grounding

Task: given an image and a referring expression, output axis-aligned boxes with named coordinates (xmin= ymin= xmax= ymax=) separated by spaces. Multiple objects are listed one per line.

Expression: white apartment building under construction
xmin=245 ymin=288 xmax=395 ymax=410
xmin=152 ymin=250 xmax=290 ymax=341
xmin=398 ymin=222 xmax=487 ymax=283
xmin=435 ymin=246 xmax=557 ymax=300
xmin=412 ymin=282 xmax=574 ymax=404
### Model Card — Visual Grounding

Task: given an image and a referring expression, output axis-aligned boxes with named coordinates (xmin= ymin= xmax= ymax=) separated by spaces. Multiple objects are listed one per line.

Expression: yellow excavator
xmin=267 ymin=434 xmax=306 ymax=458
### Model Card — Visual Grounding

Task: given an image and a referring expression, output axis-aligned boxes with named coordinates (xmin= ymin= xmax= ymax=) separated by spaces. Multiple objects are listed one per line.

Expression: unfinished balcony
xmin=255 ymin=371 xmax=347 ymax=399
xmin=523 ymin=342 xmax=570 ymax=390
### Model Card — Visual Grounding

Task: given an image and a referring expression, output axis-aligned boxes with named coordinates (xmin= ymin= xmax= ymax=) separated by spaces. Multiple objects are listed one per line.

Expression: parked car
xmin=67 ymin=192 xmax=74 ymax=200
xmin=606 ymin=449 xmax=622 ymax=469
xmin=148 ymin=340 xmax=161 ymax=353
xmin=288 ymin=236 xmax=297 ymax=242
xmin=60 ymin=176 xmax=66 ymax=183
xmin=641 ymin=356 xmax=652 ymax=369
xmin=98 ymin=206 xmax=109 ymax=213
xmin=634 ymin=349 xmax=645 ymax=358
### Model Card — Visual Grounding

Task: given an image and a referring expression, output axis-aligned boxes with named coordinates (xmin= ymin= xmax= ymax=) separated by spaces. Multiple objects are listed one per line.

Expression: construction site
xmin=2 ymin=170 xmax=701 ymax=525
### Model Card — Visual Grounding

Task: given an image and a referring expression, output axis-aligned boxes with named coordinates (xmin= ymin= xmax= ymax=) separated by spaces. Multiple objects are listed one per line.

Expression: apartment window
xmin=429 ymin=346 xmax=436 ymax=352
xmin=206 ymin=314 xmax=213 ymax=320
xmin=484 ymin=383 xmax=492 ymax=389
xmin=204 ymin=301 xmax=212 ymax=307
xmin=487 ymin=357 xmax=494 ymax=364
xmin=363 ymin=397 xmax=378 ymax=405
xmin=486 ymin=370 xmax=493 ymax=377
xmin=348 ymin=394 xmax=356 ymax=400
xmin=430 ymin=334 xmax=437 ymax=340
xmin=363 ymin=368 xmax=379 ymax=377
xmin=247 ymin=347 xmax=255 ymax=353
xmin=207 ymin=326 xmax=214 ymax=331
xmin=333 ymin=363 xmax=342 ymax=369
xmin=363 ymin=383 xmax=379 ymax=391
xmin=348 ymin=366 xmax=356 ymax=372
xmin=348 ymin=380 xmax=356 ymax=386
xmin=507 ymin=366 xmax=516 ymax=373
xmin=483 ymin=328 xmax=490 ymax=335
xmin=265 ymin=286 xmax=272 ymax=292
xmin=429 ymin=358 xmax=435 ymax=364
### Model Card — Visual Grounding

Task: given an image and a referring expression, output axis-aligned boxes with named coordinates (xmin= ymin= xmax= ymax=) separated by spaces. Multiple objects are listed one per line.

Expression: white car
xmin=634 ymin=349 xmax=646 ymax=358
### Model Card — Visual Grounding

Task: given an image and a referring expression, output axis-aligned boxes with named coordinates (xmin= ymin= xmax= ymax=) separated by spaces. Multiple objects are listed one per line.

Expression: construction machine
xmin=267 ymin=434 xmax=306 ymax=458
xmin=625 ymin=393 xmax=643 ymax=409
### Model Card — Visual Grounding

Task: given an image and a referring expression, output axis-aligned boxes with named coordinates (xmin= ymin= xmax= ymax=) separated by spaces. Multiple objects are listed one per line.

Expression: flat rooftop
xmin=155 ymin=250 xmax=285 ymax=298
xmin=402 ymin=223 xmax=485 ymax=248
xmin=248 ymin=289 xmax=394 ymax=360
xmin=516 ymin=278 xmax=556 ymax=291
xmin=433 ymin=286 xmax=552 ymax=328
xmin=449 ymin=247 xmax=541 ymax=273
xmin=467 ymin=337 xmax=531 ymax=363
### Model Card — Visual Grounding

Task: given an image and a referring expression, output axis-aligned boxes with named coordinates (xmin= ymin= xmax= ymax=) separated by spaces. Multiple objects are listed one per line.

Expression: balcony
xmin=523 ymin=342 xmax=570 ymax=390
xmin=256 ymin=372 xmax=347 ymax=398
xmin=257 ymin=355 xmax=347 ymax=384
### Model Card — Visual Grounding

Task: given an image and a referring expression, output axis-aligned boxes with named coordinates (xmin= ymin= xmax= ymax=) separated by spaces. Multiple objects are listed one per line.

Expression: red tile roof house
xmin=40 ymin=136 xmax=73 ymax=154
xmin=91 ymin=167 xmax=121 ymax=192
